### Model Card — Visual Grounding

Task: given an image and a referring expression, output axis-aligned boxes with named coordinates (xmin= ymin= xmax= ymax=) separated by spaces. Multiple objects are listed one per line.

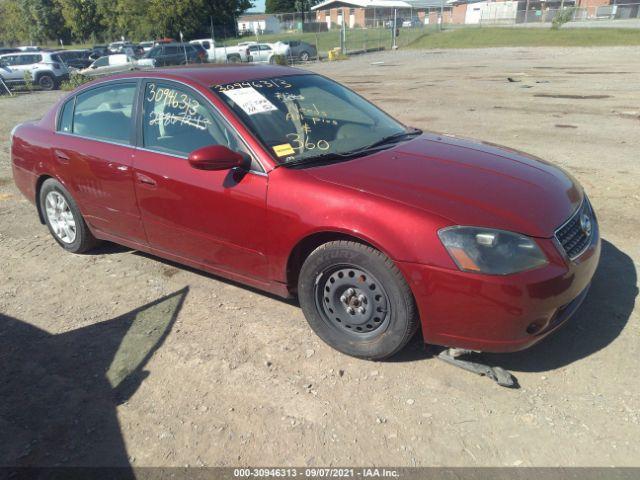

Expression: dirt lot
xmin=1 ymin=47 xmax=639 ymax=468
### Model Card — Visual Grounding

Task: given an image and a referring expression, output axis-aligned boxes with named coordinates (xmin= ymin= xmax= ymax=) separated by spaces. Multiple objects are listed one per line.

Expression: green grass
xmin=406 ymin=27 xmax=640 ymax=49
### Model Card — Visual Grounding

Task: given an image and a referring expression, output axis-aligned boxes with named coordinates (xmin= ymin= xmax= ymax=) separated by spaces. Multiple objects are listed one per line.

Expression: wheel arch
xmin=285 ymin=229 xmax=396 ymax=295
xmin=32 ymin=70 xmax=52 ymax=83
xmin=35 ymin=174 xmax=54 ymax=224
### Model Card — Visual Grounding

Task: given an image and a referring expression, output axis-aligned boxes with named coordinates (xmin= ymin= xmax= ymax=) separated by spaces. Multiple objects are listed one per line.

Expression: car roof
xmin=97 ymin=64 xmax=311 ymax=87
xmin=0 ymin=51 xmax=44 ymax=58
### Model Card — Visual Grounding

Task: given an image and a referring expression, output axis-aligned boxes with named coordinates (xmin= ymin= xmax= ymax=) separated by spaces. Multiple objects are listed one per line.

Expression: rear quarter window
xmin=58 ymin=98 xmax=75 ymax=133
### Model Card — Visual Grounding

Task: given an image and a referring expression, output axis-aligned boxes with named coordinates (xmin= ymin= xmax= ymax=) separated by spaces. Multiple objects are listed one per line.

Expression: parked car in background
xmin=90 ymin=45 xmax=109 ymax=60
xmin=385 ymin=17 xmax=404 ymax=28
xmin=273 ymin=40 xmax=315 ymax=62
xmin=0 ymin=48 xmax=20 ymax=55
xmin=78 ymin=54 xmax=138 ymax=77
xmin=402 ymin=17 xmax=423 ymax=27
xmin=246 ymin=43 xmax=278 ymax=64
xmin=56 ymin=49 xmax=93 ymax=70
xmin=139 ymin=41 xmax=155 ymax=52
xmin=10 ymin=66 xmax=600 ymax=360
xmin=107 ymin=41 xmax=128 ymax=53
xmin=190 ymin=38 xmax=251 ymax=64
xmin=17 ymin=46 xmax=41 ymax=52
xmin=139 ymin=43 xmax=206 ymax=67
xmin=0 ymin=51 xmax=68 ymax=90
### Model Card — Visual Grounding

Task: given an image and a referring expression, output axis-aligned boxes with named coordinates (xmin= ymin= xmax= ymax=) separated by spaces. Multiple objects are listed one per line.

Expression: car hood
xmin=306 ymin=133 xmax=583 ymax=238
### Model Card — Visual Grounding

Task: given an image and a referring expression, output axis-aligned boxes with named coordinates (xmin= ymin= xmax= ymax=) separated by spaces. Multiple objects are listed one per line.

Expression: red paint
xmin=11 ymin=66 xmax=600 ymax=353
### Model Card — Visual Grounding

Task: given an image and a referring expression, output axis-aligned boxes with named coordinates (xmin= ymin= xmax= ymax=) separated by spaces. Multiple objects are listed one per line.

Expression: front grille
xmin=555 ymin=199 xmax=595 ymax=260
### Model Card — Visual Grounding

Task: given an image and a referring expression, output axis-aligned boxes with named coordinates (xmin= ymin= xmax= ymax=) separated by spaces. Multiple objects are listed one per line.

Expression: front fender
xmin=265 ymin=167 xmax=457 ymax=284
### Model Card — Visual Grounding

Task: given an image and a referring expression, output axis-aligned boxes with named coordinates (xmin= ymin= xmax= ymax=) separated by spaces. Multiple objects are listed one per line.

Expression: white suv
xmin=0 ymin=51 xmax=70 ymax=90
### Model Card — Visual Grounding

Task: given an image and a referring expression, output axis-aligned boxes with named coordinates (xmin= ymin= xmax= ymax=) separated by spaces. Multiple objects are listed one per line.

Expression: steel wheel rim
xmin=45 ymin=191 xmax=76 ymax=244
xmin=314 ymin=264 xmax=390 ymax=338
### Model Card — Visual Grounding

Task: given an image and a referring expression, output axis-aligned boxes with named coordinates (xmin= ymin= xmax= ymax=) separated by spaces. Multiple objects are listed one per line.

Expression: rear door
xmin=132 ymin=80 xmax=269 ymax=279
xmin=259 ymin=45 xmax=272 ymax=62
xmin=164 ymin=46 xmax=180 ymax=65
xmin=54 ymin=81 xmax=146 ymax=243
xmin=248 ymin=45 xmax=260 ymax=62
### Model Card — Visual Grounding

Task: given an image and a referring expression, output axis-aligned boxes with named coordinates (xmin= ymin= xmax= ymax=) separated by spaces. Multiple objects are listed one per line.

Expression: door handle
xmin=54 ymin=150 xmax=70 ymax=162
xmin=136 ymin=172 xmax=157 ymax=187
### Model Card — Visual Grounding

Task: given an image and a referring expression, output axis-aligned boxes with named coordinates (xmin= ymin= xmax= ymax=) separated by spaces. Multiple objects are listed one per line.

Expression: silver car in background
xmin=0 ymin=51 xmax=69 ymax=90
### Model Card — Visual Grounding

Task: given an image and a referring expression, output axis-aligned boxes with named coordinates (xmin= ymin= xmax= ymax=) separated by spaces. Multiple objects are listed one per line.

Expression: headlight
xmin=438 ymin=226 xmax=548 ymax=275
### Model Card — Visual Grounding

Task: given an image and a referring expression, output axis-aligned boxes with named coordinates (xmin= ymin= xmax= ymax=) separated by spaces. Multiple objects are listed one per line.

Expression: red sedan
xmin=11 ymin=65 xmax=600 ymax=359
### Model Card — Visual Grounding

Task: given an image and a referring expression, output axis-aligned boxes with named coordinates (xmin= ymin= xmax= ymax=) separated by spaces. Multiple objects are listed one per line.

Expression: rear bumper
xmin=399 ymin=227 xmax=601 ymax=353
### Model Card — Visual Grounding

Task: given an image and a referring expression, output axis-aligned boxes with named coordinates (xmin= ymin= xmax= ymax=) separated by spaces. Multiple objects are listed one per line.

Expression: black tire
xmin=39 ymin=178 xmax=99 ymax=253
xmin=298 ymin=241 xmax=418 ymax=360
xmin=37 ymin=73 xmax=55 ymax=91
xmin=299 ymin=51 xmax=310 ymax=62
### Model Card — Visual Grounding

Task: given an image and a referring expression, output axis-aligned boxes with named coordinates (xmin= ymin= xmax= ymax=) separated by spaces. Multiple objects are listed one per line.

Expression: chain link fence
xmin=149 ymin=2 xmax=640 ymax=65
xmin=211 ymin=10 xmax=440 ymax=62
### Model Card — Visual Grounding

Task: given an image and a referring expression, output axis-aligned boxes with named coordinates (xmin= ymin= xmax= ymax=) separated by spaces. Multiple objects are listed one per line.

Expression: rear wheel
xmin=39 ymin=178 xmax=99 ymax=253
xmin=298 ymin=241 xmax=418 ymax=360
xmin=299 ymin=51 xmax=310 ymax=62
xmin=37 ymin=73 xmax=55 ymax=91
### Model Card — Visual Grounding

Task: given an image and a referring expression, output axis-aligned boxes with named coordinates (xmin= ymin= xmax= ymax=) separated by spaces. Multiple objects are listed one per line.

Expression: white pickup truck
xmin=190 ymin=39 xmax=254 ymax=64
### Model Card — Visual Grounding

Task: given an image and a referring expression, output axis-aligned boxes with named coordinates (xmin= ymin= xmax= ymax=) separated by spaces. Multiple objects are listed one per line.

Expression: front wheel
xmin=298 ymin=241 xmax=418 ymax=360
xmin=299 ymin=51 xmax=310 ymax=62
xmin=39 ymin=178 xmax=99 ymax=253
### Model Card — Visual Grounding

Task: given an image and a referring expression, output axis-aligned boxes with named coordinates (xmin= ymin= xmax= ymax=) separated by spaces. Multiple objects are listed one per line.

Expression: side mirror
xmin=188 ymin=145 xmax=244 ymax=171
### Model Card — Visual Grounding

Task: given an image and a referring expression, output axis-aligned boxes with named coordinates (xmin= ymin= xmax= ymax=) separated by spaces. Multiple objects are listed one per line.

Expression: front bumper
xmin=399 ymin=226 xmax=601 ymax=353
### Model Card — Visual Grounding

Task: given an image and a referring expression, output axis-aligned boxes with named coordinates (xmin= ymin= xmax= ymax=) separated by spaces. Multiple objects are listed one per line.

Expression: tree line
xmin=265 ymin=0 xmax=319 ymax=14
xmin=0 ymin=0 xmax=253 ymax=46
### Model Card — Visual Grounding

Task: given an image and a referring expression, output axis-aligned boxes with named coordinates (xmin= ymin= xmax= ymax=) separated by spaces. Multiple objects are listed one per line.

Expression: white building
xmin=237 ymin=14 xmax=282 ymax=34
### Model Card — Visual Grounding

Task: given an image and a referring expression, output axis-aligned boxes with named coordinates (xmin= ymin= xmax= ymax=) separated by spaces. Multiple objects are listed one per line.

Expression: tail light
xmin=198 ymin=51 xmax=205 ymax=59
xmin=246 ymin=48 xmax=250 ymax=56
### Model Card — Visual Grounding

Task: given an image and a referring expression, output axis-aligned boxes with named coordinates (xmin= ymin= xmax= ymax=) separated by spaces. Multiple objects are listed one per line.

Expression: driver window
xmin=142 ymin=82 xmax=257 ymax=169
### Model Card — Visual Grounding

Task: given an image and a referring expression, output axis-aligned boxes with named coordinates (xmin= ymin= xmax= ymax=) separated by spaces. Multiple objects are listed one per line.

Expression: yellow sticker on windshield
xmin=273 ymin=143 xmax=295 ymax=157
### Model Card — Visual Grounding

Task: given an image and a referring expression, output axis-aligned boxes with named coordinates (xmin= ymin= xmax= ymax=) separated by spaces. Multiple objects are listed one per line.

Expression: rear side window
xmin=202 ymin=41 xmax=210 ymax=49
xmin=72 ymin=83 xmax=136 ymax=144
xmin=16 ymin=55 xmax=36 ymax=65
xmin=93 ymin=57 xmax=108 ymax=67
xmin=58 ymin=98 xmax=75 ymax=133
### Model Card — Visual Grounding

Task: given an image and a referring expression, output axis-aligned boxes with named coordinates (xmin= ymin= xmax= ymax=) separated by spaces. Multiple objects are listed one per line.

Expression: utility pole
xmin=392 ymin=9 xmax=397 ymax=49
xmin=440 ymin=0 xmax=444 ymax=30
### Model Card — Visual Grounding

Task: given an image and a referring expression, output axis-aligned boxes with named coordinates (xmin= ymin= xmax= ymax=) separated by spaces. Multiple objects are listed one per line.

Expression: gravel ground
xmin=0 ymin=46 xmax=638 ymax=468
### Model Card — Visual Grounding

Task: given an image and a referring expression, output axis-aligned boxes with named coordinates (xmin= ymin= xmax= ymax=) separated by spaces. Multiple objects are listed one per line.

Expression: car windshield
xmin=212 ymin=74 xmax=413 ymax=166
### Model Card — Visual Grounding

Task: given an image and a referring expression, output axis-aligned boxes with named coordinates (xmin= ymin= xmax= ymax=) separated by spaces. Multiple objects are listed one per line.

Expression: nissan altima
xmin=11 ymin=65 xmax=600 ymax=359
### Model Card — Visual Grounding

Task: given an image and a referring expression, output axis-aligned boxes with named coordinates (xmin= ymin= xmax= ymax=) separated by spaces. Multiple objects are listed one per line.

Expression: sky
xmin=248 ymin=0 xmax=266 ymax=12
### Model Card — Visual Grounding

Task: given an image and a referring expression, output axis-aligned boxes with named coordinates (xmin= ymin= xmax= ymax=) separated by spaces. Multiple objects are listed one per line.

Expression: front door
xmin=133 ymin=80 xmax=269 ymax=280
xmin=0 ymin=54 xmax=26 ymax=82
